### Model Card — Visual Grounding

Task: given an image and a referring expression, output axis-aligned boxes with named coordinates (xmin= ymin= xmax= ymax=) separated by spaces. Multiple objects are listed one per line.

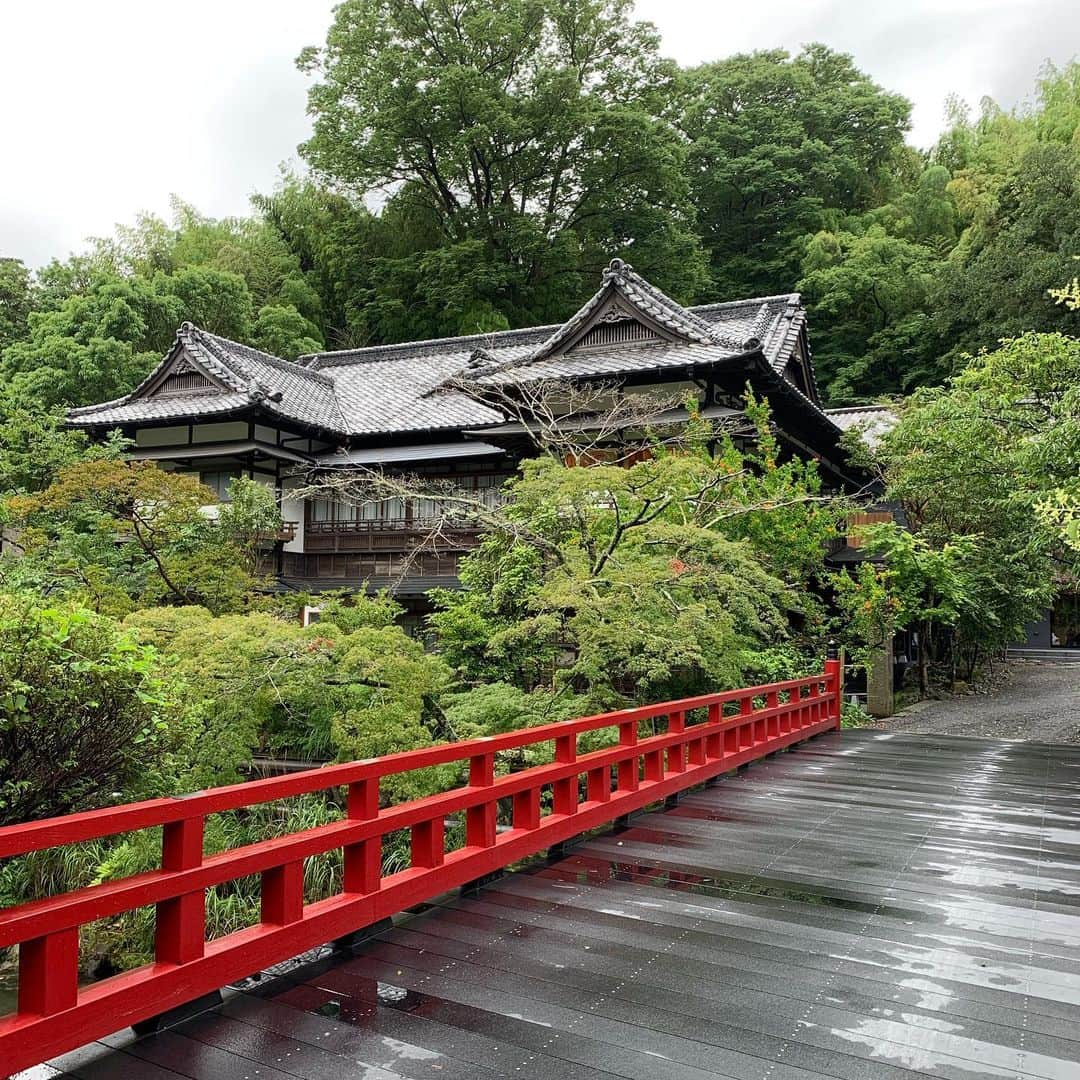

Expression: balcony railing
xmin=305 ymin=518 xmax=480 ymax=536
xmin=304 ymin=518 xmax=485 ymax=554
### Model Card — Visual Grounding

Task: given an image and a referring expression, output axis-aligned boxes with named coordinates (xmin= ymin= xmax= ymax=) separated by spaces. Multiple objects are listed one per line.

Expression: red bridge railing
xmin=0 ymin=660 xmax=840 ymax=1075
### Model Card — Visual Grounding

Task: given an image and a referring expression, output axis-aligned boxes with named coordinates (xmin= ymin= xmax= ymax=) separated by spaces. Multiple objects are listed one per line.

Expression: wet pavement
xmin=875 ymin=661 xmax=1080 ymax=744
xmin=38 ymin=729 xmax=1080 ymax=1079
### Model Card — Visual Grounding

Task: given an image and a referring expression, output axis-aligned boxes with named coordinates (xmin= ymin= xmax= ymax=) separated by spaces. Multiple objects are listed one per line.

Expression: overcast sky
xmin=2 ymin=0 xmax=1077 ymax=269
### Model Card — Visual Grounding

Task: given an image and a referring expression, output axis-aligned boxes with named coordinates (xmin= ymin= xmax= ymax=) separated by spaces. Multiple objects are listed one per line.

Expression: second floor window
xmin=200 ymin=470 xmax=238 ymax=502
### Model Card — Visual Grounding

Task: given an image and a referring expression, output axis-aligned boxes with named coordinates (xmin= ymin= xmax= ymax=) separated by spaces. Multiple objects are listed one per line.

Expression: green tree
xmin=298 ymin=0 xmax=707 ymax=337
xmin=864 ymin=331 xmax=1078 ymax=678
xmin=3 ymin=460 xmax=270 ymax=613
xmin=0 ymin=257 xmax=34 ymax=353
xmin=124 ymin=602 xmax=453 ymax=799
xmin=428 ymin=403 xmax=839 ymax=708
xmin=679 ymin=45 xmax=912 ymax=300
xmin=0 ymin=596 xmax=173 ymax=825
xmin=798 ymin=224 xmax=940 ymax=400
xmin=0 ymin=393 xmax=123 ymax=497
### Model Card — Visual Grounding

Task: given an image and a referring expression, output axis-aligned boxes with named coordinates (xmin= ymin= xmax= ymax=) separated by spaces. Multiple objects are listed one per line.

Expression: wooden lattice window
xmin=574 ymin=318 xmax=657 ymax=349
xmin=157 ymin=371 xmax=215 ymax=395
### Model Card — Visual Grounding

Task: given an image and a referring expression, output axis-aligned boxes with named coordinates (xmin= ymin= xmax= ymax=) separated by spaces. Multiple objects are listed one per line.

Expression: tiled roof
xmin=68 ymin=390 xmax=253 ymax=425
xmin=824 ymin=405 xmax=898 ymax=448
xmin=329 ymin=352 xmax=504 ymax=436
xmin=70 ymin=325 xmax=344 ymax=433
xmin=70 ymin=264 xmax=817 ymax=441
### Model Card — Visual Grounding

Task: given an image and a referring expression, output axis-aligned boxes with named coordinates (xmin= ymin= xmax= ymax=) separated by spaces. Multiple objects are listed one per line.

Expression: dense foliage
xmin=837 ymin=330 xmax=1080 ymax=686
xmin=431 ymin=404 xmax=839 ymax=713
xmin=3 ymin=10 xmax=1079 ymax=405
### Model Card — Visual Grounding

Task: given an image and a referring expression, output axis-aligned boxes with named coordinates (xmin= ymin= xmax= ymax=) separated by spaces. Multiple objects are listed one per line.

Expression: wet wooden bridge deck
xmin=35 ymin=729 xmax=1080 ymax=1080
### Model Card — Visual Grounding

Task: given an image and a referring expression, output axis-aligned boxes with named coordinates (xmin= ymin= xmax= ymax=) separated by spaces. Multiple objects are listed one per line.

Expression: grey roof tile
xmin=70 ymin=325 xmax=345 ymax=433
xmin=825 ymin=405 xmax=898 ymax=448
xmin=68 ymin=391 xmax=253 ymax=425
xmin=70 ymin=266 xmax=816 ymax=441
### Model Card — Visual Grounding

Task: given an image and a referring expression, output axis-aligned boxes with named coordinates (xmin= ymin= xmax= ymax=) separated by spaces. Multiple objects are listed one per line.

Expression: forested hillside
xmin=2 ymin=1 xmax=1078 ymax=412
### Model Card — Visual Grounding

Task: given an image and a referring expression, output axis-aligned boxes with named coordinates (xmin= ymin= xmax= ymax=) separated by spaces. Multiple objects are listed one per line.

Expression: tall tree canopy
xmin=2 ymin=20 xmax=1078 ymax=408
xmin=679 ymin=45 xmax=912 ymax=301
xmin=297 ymin=0 xmax=708 ymax=337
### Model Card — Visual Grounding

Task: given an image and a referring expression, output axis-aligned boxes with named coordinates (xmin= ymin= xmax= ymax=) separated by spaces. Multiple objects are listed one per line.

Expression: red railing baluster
xmin=553 ymin=733 xmax=578 ymax=816
xmin=261 ymin=861 xmax=304 ymax=925
xmin=644 ymin=747 xmax=664 ymax=783
xmin=687 ymin=734 xmax=705 ymax=767
xmin=0 ymin=658 xmax=843 ymax=1077
xmin=807 ymin=679 xmax=820 ymax=725
xmin=411 ymin=818 xmax=444 ymax=869
xmin=466 ymin=751 xmax=497 ymax=848
xmin=513 ymin=787 xmax=540 ymax=831
xmin=586 ymin=765 xmax=611 ymax=804
xmin=18 ymin=927 xmax=78 ymax=1017
xmin=739 ymin=698 xmax=754 ymax=749
xmin=767 ymin=690 xmax=780 ymax=737
xmin=724 ymin=718 xmax=739 ymax=756
xmin=344 ymin=778 xmax=381 ymax=894
xmin=617 ymin=720 xmax=638 ymax=792
xmin=155 ymin=817 xmax=205 ymax=965
xmin=667 ymin=711 xmax=686 ymax=773
xmin=706 ymin=703 xmax=722 ymax=760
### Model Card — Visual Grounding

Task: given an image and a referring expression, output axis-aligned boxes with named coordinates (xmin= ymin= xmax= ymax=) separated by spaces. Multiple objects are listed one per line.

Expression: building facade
xmin=69 ymin=259 xmax=870 ymax=603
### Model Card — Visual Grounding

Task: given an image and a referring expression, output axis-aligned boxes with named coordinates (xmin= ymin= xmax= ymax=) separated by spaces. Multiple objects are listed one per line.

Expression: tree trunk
xmin=918 ymin=621 xmax=928 ymax=698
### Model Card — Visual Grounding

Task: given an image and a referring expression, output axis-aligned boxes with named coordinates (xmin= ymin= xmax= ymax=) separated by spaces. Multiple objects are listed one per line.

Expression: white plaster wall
xmin=134 ymin=426 xmax=188 ymax=447
xmin=192 ymin=422 xmax=248 ymax=443
xmin=280 ymin=476 xmax=306 ymax=553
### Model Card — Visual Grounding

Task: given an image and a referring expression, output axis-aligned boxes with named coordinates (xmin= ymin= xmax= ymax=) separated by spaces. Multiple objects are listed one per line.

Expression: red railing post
xmin=617 ymin=720 xmax=638 ymax=792
xmin=412 ymin=818 xmax=444 ymax=869
xmin=807 ymin=678 xmax=821 ymax=726
xmin=513 ymin=786 xmax=540 ymax=831
xmin=466 ymin=751 xmax=497 ymax=848
xmin=825 ymin=640 xmax=843 ymax=730
xmin=667 ymin=711 xmax=686 ymax=774
xmin=586 ymin=764 xmax=611 ymax=804
xmin=262 ymin=861 xmax=304 ymax=925
xmin=705 ymin=702 xmax=722 ymax=761
xmin=155 ymin=816 xmax=205 ymax=965
xmin=739 ymin=697 xmax=754 ymax=749
xmin=553 ymin=733 xmax=578 ymax=816
xmin=344 ymin=778 xmax=380 ymax=894
xmin=18 ymin=927 xmax=78 ymax=1017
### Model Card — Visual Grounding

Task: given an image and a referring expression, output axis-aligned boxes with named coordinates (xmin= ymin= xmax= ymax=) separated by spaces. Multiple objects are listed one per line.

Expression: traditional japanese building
xmin=69 ymin=259 xmax=868 ymax=603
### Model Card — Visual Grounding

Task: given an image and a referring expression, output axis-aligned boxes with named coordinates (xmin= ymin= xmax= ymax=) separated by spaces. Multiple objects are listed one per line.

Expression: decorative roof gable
xmin=523 ymin=259 xmax=760 ymax=365
xmin=69 ymin=323 xmax=344 ymax=432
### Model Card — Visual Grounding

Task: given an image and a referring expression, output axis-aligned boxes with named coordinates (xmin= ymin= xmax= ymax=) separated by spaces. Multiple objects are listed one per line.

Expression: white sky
xmin=1 ymin=0 xmax=1077 ymax=269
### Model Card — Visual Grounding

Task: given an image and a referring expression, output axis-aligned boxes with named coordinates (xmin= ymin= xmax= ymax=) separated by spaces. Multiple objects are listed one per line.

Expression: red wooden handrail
xmin=0 ymin=661 xmax=841 ymax=1075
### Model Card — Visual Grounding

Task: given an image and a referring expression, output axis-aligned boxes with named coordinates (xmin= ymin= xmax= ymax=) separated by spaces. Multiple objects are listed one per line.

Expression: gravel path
xmin=873 ymin=659 xmax=1080 ymax=743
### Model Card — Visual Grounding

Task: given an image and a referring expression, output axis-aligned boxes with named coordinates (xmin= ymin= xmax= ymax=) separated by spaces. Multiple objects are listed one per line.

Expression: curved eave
xmin=66 ymin=401 xmax=347 ymax=447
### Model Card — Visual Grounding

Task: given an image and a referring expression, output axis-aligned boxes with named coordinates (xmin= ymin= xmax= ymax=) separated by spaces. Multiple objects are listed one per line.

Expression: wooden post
xmin=824 ymin=640 xmax=844 ymax=729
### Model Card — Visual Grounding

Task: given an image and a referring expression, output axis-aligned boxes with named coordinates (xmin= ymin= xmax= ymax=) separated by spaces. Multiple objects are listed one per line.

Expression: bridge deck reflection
xmin=39 ymin=730 xmax=1080 ymax=1080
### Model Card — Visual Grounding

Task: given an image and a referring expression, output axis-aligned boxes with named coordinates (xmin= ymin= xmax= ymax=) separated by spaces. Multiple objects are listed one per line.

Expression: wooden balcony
xmin=303 ymin=518 xmax=482 ymax=553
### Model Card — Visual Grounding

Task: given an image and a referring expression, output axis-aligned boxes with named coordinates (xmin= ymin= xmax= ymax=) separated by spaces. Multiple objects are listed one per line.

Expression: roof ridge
xmin=68 ymin=394 xmax=132 ymax=417
xmin=692 ymin=293 xmax=801 ymax=313
xmin=306 ymin=324 xmax=558 ymax=368
xmin=175 ymin=324 xmax=250 ymax=393
xmin=304 ymin=291 xmax=805 ymax=370
xmin=193 ymin=326 xmax=337 ymax=387
xmin=523 ymin=259 xmax=722 ymax=364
